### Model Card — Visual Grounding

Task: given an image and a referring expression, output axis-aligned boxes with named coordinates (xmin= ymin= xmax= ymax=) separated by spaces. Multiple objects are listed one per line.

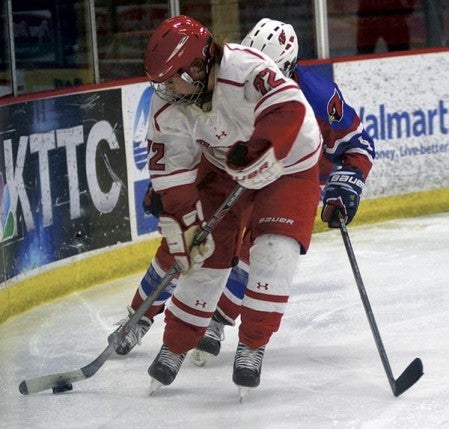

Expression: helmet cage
xmin=149 ymin=71 xmax=206 ymax=106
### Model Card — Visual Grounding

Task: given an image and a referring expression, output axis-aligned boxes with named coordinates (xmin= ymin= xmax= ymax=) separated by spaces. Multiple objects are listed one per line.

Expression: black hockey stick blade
xmin=19 ymin=343 xmax=115 ymax=395
xmin=393 ymin=357 xmax=424 ymax=397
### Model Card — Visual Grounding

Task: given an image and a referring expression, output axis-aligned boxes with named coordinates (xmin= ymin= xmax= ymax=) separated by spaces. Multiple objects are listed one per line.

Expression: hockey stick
xmin=338 ymin=217 xmax=423 ymax=396
xmin=19 ymin=184 xmax=246 ymax=395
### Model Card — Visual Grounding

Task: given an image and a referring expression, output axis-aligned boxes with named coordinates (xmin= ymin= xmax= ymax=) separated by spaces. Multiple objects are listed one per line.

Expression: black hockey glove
xmin=321 ymin=168 xmax=365 ymax=228
xmin=142 ymin=183 xmax=163 ymax=218
xmin=227 ymin=141 xmax=249 ymax=167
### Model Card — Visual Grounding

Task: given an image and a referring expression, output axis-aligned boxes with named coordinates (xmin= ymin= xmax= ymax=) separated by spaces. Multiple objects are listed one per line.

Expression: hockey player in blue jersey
xmin=116 ymin=18 xmax=375 ymax=370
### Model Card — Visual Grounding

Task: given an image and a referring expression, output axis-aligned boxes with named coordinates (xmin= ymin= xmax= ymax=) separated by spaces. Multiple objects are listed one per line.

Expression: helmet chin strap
xmin=194 ymin=36 xmax=214 ymax=112
xmin=195 ymin=91 xmax=213 ymax=112
xmin=204 ymin=36 xmax=214 ymax=74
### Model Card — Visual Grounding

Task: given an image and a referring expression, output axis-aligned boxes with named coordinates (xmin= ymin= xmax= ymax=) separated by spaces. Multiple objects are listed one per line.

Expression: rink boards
xmin=1 ymin=49 xmax=448 ymax=324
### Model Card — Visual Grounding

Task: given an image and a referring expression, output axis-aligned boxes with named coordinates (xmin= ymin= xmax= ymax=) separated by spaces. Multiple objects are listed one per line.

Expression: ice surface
xmin=1 ymin=213 xmax=449 ymax=428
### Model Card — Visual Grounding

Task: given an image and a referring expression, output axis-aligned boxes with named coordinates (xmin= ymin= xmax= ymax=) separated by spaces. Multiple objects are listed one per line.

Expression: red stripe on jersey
xmin=255 ymin=84 xmax=300 ymax=111
xmin=171 ymin=295 xmax=215 ymax=318
xmin=277 ymin=143 xmax=323 ymax=173
xmin=290 ymin=141 xmax=322 ymax=166
xmin=245 ymin=288 xmax=289 ymax=303
xmin=151 ymin=166 xmax=198 ymax=180
xmin=217 ymin=77 xmax=245 ymax=87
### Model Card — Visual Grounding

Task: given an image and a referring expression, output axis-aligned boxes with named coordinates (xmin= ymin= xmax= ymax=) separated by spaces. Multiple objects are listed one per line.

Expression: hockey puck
xmin=52 ymin=383 xmax=73 ymax=394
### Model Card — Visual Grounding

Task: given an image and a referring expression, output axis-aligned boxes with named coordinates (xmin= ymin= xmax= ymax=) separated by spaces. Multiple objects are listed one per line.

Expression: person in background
xmin=118 ymin=15 xmax=323 ymax=397
xmin=356 ymin=0 xmax=415 ymax=54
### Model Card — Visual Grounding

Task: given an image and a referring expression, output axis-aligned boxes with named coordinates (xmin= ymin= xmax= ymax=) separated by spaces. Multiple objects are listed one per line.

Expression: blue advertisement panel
xmin=133 ymin=85 xmax=157 ymax=235
xmin=0 ymin=89 xmax=131 ymax=282
xmin=124 ymin=82 xmax=159 ymax=237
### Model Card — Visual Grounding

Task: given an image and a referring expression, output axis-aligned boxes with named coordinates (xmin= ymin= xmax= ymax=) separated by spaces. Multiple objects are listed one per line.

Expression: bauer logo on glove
xmin=225 ymin=141 xmax=283 ymax=190
xmin=329 ymin=171 xmax=365 ymax=190
xmin=321 ymin=168 xmax=365 ymax=228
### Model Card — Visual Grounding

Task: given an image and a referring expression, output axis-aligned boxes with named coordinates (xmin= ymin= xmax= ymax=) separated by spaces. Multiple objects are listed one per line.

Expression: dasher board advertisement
xmin=0 ymin=89 xmax=131 ymax=283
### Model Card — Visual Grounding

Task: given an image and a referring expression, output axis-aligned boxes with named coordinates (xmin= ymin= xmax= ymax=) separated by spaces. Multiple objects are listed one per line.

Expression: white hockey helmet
xmin=241 ymin=18 xmax=299 ymax=77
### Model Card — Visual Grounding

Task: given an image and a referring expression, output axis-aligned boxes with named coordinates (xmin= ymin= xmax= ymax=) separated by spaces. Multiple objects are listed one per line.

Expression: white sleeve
xmin=146 ymin=98 xmax=202 ymax=191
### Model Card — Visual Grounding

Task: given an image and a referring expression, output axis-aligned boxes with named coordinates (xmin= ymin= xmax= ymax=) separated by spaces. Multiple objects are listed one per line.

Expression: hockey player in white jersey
xmin=115 ymin=16 xmax=374 ymax=383
xmin=133 ymin=15 xmax=322 ymax=396
xmin=190 ymin=18 xmax=375 ymax=365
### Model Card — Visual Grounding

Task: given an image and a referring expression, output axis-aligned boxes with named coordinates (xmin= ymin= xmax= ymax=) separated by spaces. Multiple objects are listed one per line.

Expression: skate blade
xmin=238 ymin=386 xmax=252 ymax=403
xmin=190 ymin=349 xmax=213 ymax=367
xmin=149 ymin=379 xmax=163 ymax=396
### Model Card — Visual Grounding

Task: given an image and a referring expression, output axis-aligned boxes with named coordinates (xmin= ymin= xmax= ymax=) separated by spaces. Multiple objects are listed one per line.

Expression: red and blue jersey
xmin=293 ymin=65 xmax=375 ymax=184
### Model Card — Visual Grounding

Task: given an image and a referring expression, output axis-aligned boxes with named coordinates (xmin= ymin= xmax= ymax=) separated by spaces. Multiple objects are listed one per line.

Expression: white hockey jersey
xmin=147 ymin=43 xmax=322 ymax=193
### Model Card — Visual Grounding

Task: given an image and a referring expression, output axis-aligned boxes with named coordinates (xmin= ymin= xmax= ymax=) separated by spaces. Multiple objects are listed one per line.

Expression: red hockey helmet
xmin=144 ymin=15 xmax=213 ymax=84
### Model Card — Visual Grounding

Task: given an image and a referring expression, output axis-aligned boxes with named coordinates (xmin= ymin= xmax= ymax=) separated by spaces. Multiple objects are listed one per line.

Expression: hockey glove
xmin=142 ymin=183 xmax=163 ymax=218
xmin=321 ymin=168 xmax=365 ymax=228
xmin=158 ymin=202 xmax=215 ymax=273
xmin=225 ymin=141 xmax=283 ymax=189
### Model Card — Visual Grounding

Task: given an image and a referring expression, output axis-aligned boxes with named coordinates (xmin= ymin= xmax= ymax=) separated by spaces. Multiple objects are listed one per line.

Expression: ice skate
xmin=148 ymin=345 xmax=186 ymax=391
xmin=114 ymin=306 xmax=152 ymax=355
xmin=191 ymin=316 xmax=225 ymax=367
xmin=232 ymin=342 xmax=265 ymax=389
